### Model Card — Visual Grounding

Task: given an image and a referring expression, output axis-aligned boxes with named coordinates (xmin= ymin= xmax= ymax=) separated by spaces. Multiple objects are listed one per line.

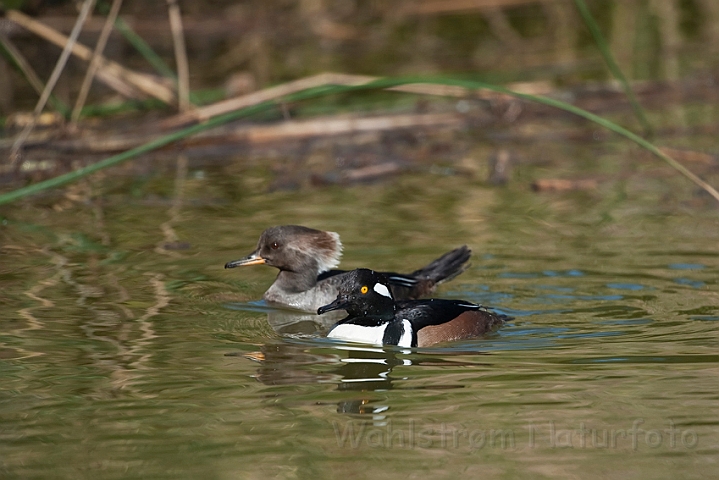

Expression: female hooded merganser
xmin=317 ymin=268 xmax=505 ymax=347
xmin=224 ymin=225 xmax=471 ymax=313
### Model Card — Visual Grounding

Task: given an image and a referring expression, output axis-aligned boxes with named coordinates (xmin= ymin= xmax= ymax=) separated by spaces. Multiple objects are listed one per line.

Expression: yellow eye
xmin=360 ymin=286 xmax=368 ymax=294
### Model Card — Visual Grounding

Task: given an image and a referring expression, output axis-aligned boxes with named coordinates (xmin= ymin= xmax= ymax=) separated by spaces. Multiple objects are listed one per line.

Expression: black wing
xmin=317 ymin=269 xmax=347 ymax=281
xmin=395 ymin=299 xmax=482 ymax=330
xmin=318 ymin=269 xmax=418 ymax=288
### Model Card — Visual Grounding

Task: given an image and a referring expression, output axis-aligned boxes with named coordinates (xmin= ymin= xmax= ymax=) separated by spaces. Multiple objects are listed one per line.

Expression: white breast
xmin=327 ymin=323 xmax=387 ymax=346
xmin=397 ymin=319 xmax=413 ymax=347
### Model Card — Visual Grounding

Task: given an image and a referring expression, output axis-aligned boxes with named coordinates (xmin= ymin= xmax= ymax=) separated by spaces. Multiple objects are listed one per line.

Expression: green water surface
xmin=1 ymin=142 xmax=718 ymax=479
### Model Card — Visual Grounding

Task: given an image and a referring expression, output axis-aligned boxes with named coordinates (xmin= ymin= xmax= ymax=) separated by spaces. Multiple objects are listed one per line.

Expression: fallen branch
xmin=11 ymin=111 xmax=463 ymax=153
xmin=218 ymin=111 xmax=463 ymax=144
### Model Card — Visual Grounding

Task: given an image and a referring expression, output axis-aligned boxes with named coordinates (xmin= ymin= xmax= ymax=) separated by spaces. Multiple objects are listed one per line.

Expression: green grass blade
xmin=0 ymin=100 xmax=274 ymax=206
xmin=1 ymin=76 xmax=716 ymax=206
xmin=113 ymin=17 xmax=201 ymax=106
xmin=573 ymin=0 xmax=653 ymax=136
xmin=350 ymin=77 xmax=716 ymax=201
xmin=114 ymin=17 xmax=175 ymax=79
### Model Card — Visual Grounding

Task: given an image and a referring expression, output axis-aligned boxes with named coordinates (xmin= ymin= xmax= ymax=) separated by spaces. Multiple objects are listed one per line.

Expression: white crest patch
xmin=373 ymin=283 xmax=392 ymax=299
xmin=328 ymin=323 xmax=387 ymax=346
xmin=312 ymin=231 xmax=343 ymax=273
xmin=318 ymin=232 xmax=342 ymax=273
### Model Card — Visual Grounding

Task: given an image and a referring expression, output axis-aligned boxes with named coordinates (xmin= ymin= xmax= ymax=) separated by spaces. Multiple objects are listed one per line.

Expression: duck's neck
xmin=272 ymin=265 xmax=320 ymax=293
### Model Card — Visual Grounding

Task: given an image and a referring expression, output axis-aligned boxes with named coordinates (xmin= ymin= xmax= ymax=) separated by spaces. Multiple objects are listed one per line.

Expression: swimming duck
xmin=318 ymin=268 xmax=505 ymax=347
xmin=224 ymin=225 xmax=470 ymax=313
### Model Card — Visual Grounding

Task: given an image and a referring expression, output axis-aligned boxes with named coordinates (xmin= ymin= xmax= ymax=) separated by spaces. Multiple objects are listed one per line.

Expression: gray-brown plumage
xmin=225 ymin=225 xmax=471 ymax=313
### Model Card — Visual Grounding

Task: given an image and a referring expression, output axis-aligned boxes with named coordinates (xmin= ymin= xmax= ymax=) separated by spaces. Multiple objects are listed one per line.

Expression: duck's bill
xmin=317 ymin=297 xmax=349 ymax=315
xmin=225 ymin=252 xmax=266 ymax=268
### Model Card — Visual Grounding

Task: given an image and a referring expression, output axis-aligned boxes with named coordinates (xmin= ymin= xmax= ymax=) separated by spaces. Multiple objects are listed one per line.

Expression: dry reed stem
xmin=0 ymin=33 xmax=49 ymax=99
xmin=9 ymin=0 xmax=97 ymax=167
xmin=166 ymin=0 xmax=191 ymax=112
xmin=7 ymin=10 xmax=176 ymax=104
xmin=163 ymin=73 xmax=372 ymax=127
xmin=163 ymin=72 xmax=550 ymax=128
xmin=71 ymin=0 xmax=125 ymax=126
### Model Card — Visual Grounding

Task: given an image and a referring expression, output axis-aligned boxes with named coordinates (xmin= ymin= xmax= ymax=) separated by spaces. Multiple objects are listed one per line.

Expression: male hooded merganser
xmin=317 ymin=268 xmax=505 ymax=347
xmin=224 ymin=225 xmax=471 ymax=313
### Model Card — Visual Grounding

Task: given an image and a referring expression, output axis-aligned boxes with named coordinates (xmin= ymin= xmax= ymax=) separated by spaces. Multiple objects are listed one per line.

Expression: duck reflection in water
xmin=240 ymin=336 xmax=500 ymax=416
xmin=240 ymin=340 xmax=432 ymax=416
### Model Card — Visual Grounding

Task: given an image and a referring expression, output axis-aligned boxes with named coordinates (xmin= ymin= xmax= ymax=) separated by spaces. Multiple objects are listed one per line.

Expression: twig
xmin=0 ymin=32 xmax=69 ymax=114
xmin=9 ymin=0 xmax=97 ymax=167
xmin=6 ymin=10 xmax=176 ymax=104
xmin=71 ymin=0 xmax=124 ymax=126
xmin=166 ymin=0 xmax=191 ymax=112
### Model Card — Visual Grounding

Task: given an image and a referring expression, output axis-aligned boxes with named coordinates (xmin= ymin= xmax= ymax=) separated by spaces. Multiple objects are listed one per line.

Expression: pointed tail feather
xmin=387 ymin=246 xmax=472 ymax=300
xmin=410 ymin=245 xmax=471 ymax=284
